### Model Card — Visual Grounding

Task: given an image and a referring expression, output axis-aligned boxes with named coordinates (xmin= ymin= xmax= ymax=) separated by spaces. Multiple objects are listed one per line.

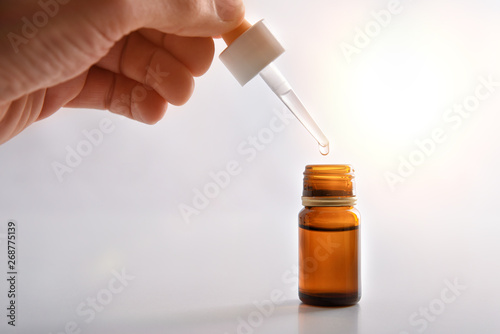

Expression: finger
xmin=65 ymin=67 xmax=167 ymax=125
xmin=135 ymin=0 xmax=245 ymax=37
xmin=0 ymin=92 xmax=45 ymax=145
xmin=96 ymin=32 xmax=194 ymax=106
xmin=138 ymin=29 xmax=215 ymax=77
xmin=39 ymin=72 xmax=88 ymax=121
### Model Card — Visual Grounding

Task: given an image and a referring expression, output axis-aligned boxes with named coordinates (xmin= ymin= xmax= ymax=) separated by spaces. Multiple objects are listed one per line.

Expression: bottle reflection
xmin=298 ymin=303 xmax=359 ymax=334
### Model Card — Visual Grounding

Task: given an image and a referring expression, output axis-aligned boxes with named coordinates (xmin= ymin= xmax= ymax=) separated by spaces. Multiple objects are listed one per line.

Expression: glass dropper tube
xmin=220 ymin=20 xmax=330 ymax=155
xmin=259 ymin=63 xmax=330 ymax=155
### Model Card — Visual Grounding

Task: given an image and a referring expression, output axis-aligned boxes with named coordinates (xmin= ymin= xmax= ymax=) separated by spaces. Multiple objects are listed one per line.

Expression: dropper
xmin=219 ymin=20 xmax=330 ymax=155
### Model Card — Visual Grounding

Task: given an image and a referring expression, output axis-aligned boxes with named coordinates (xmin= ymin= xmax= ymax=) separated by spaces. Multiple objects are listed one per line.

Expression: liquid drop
xmin=319 ymin=143 xmax=329 ymax=156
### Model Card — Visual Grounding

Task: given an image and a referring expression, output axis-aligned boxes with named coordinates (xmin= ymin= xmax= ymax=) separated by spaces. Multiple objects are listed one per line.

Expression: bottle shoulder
xmin=299 ymin=206 xmax=360 ymax=229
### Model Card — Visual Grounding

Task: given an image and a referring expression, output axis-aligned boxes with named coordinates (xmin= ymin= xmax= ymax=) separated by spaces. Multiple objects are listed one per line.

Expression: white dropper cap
xmin=220 ymin=20 xmax=285 ymax=86
xmin=219 ymin=20 xmax=330 ymax=155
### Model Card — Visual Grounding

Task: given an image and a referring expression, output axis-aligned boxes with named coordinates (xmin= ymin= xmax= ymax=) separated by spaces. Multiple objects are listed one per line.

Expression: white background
xmin=1 ymin=0 xmax=500 ymax=333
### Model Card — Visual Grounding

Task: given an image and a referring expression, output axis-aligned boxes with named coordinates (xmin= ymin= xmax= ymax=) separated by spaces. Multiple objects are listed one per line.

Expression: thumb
xmin=135 ymin=0 xmax=245 ymax=37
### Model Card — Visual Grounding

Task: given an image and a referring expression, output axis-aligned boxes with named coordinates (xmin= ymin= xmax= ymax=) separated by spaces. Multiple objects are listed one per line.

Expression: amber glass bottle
xmin=299 ymin=165 xmax=360 ymax=306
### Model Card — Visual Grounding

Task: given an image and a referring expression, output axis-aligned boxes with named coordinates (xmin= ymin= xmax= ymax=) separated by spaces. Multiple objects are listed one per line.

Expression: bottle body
xmin=299 ymin=206 xmax=360 ymax=306
xmin=299 ymin=165 xmax=361 ymax=306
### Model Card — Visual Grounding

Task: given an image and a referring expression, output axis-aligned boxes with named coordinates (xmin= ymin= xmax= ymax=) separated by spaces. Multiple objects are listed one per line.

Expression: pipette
xmin=220 ymin=20 xmax=330 ymax=155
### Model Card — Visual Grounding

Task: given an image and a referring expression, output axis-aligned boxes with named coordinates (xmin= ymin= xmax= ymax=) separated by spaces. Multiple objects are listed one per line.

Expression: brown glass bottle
xmin=299 ymin=165 xmax=360 ymax=306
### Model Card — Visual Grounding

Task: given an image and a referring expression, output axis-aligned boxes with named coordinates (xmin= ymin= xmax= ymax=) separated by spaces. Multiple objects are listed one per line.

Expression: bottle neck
xmin=302 ymin=165 xmax=356 ymax=206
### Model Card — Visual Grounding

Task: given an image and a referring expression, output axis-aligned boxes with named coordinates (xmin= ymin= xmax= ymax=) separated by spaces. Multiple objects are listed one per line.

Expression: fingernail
xmin=215 ymin=0 xmax=244 ymax=22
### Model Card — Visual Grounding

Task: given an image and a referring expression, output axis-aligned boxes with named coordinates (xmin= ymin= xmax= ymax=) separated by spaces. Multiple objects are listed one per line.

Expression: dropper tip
xmin=319 ymin=143 xmax=330 ymax=156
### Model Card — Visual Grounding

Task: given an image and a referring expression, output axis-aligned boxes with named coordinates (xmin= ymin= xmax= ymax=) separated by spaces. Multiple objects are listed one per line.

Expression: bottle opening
xmin=303 ymin=165 xmax=356 ymax=198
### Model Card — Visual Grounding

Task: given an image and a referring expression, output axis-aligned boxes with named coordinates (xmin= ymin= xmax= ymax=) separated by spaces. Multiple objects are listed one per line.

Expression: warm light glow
xmin=350 ymin=40 xmax=471 ymax=143
xmin=315 ymin=19 xmax=480 ymax=158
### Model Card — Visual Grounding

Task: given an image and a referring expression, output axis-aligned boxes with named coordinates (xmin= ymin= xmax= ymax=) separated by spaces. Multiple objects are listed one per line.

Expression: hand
xmin=0 ymin=0 xmax=244 ymax=145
